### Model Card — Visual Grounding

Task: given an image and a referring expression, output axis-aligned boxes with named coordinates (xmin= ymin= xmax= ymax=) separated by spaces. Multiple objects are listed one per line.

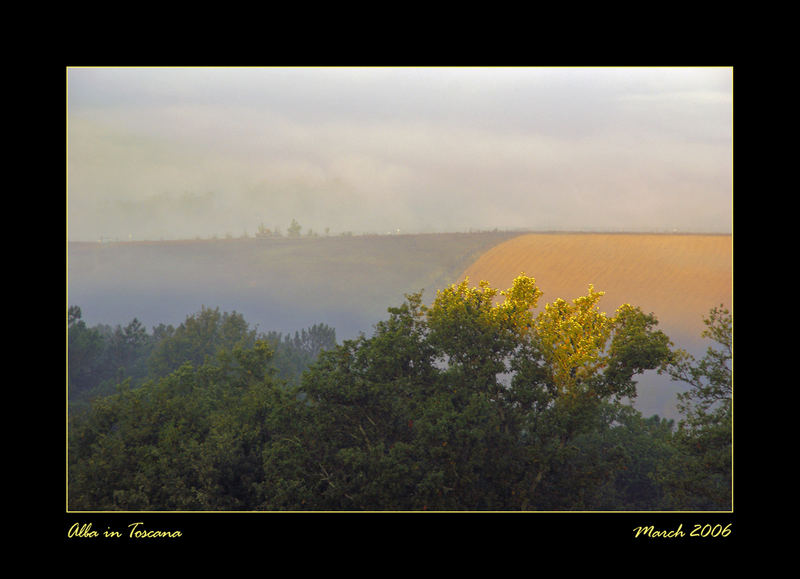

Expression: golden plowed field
xmin=460 ymin=233 xmax=732 ymax=343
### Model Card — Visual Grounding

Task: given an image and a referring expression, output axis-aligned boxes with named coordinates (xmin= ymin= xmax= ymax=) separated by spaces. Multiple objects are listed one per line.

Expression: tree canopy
xmin=67 ymin=276 xmax=732 ymax=511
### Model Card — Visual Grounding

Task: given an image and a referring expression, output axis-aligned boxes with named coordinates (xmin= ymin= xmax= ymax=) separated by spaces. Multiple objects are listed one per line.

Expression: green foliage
xmin=68 ymin=280 xmax=731 ymax=511
xmin=147 ymin=306 xmax=258 ymax=378
xmin=68 ymin=339 xmax=307 ymax=510
xmin=660 ymin=305 xmax=732 ymax=509
xmin=68 ymin=306 xmax=159 ymax=413
xmin=293 ymin=275 xmax=678 ymax=510
xmin=264 ymin=323 xmax=337 ymax=386
xmin=67 ymin=305 xmax=335 ymax=415
xmin=68 ymin=306 xmax=107 ymax=401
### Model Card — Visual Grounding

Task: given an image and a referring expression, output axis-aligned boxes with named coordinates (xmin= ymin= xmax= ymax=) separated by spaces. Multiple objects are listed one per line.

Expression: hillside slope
xmin=67 ymin=231 xmax=521 ymax=340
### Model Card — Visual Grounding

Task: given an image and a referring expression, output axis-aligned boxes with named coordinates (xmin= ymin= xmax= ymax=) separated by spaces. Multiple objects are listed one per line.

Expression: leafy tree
xmin=299 ymin=275 xmax=675 ymax=510
xmin=426 ymin=276 xmax=541 ymax=397
xmin=265 ymin=323 xmax=337 ymax=386
xmin=105 ymin=318 xmax=151 ymax=383
xmin=539 ymin=405 xmax=677 ymax=510
xmin=500 ymin=281 xmax=674 ymax=509
xmin=68 ymin=306 xmax=106 ymax=401
xmin=298 ymin=293 xmax=439 ymax=509
xmin=68 ymin=307 xmax=160 ymax=413
xmin=660 ymin=305 xmax=732 ymax=509
xmin=147 ymin=306 xmax=258 ymax=379
xmin=287 ymin=218 xmax=302 ymax=238
xmin=68 ymin=339 xmax=300 ymax=510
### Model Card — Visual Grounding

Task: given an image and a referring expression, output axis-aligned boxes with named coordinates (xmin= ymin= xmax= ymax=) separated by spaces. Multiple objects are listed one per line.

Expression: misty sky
xmin=67 ymin=67 xmax=733 ymax=241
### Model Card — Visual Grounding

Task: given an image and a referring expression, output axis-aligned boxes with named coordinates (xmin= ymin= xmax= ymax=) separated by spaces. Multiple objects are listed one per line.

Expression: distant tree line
xmin=252 ymin=218 xmax=319 ymax=239
xmin=210 ymin=218 xmax=525 ymax=242
xmin=67 ymin=277 xmax=731 ymax=511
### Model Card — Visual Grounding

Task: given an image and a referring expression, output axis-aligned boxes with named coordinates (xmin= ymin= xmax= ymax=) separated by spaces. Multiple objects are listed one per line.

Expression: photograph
xmin=65 ymin=66 xmax=734 ymax=546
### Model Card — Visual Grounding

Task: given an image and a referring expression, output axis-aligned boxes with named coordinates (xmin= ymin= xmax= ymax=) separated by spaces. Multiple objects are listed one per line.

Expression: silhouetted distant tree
xmin=287 ymin=218 xmax=302 ymax=237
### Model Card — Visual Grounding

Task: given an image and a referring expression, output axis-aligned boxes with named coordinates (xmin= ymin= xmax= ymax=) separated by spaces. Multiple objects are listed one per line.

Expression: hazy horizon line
xmin=66 ymin=225 xmax=733 ymax=244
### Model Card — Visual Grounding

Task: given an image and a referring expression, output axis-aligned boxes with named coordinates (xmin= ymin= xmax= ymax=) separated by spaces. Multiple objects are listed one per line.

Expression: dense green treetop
xmin=67 ymin=276 xmax=731 ymax=511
